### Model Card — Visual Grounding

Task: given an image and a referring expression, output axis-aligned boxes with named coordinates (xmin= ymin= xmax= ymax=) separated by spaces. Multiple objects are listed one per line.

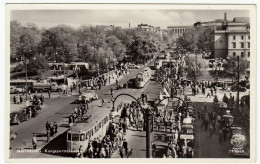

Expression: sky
xmin=11 ymin=10 xmax=250 ymax=29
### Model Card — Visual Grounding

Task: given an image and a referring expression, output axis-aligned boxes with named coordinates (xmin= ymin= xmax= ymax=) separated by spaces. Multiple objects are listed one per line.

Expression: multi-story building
xmin=166 ymin=25 xmax=192 ymax=47
xmin=167 ymin=25 xmax=191 ymax=36
xmin=214 ymin=16 xmax=250 ymax=78
xmin=137 ymin=23 xmax=166 ymax=38
xmin=137 ymin=23 xmax=155 ymax=32
xmin=214 ymin=17 xmax=250 ymax=59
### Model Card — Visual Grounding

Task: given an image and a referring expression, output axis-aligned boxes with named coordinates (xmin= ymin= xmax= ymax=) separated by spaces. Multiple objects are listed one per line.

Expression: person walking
xmin=32 ymin=134 xmax=37 ymax=149
xmin=53 ymin=122 xmax=58 ymax=136
xmin=13 ymin=96 xmax=16 ymax=104
xmin=119 ymin=145 xmax=124 ymax=158
xmin=123 ymin=139 xmax=128 ymax=156
xmin=48 ymin=90 xmax=51 ymax=99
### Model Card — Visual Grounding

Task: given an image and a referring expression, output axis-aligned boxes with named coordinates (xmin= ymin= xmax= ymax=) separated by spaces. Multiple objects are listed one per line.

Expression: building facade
xmin=214 ymin=17 xmax=250 ymax=59
xmin=167 ymin=26 xmax=191 ymax=36
xmin=166 ymin=25 xmax=192 ymax=47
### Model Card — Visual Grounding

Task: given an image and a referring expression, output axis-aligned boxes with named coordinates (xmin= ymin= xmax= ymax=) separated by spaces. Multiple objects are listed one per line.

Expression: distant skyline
xmin=11 ymin=10 xmax=250 ymax=29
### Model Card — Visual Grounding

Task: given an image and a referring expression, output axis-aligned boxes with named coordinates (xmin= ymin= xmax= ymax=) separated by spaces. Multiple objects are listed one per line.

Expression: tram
xmin=66 ymin=102 xmax=125 ymax=152
xmin=135 ymin=67 xmax=151 ymax=88
xmin=154 ymin=60 xmax=162 ymax=70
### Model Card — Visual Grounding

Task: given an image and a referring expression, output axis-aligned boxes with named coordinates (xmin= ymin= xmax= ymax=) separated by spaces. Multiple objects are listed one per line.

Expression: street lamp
xmin=21 ymin=53 xmax=28 ymax=101
xmin=111 ymin=93 xmax=155 ymax=158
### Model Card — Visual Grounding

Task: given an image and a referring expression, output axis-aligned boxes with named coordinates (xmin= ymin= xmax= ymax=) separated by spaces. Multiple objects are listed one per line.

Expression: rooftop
xmin=233 ymin=17 xmax=250 ymax=24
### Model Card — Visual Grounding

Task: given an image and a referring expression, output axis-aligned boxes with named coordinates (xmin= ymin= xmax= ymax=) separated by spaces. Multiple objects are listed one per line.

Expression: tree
xmin=176 ymin=26 xmax=214 ymax=52
xmin=223 ymin=56 xmax=248 ymax=79
xmin=41 ymin=25 xmax=78 ymax=63
xmin=27 ymin=54 xmax=48 ymax=75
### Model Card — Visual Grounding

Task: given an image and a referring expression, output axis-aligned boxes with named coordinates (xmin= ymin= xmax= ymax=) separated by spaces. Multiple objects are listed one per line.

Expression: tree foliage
xmin=176 ymin=26 xmax=214 ymax=52
xmin=10 ymin=20 xmax=167 ymax=75
xmin=223 ymin=56 xmax=248 ymax=78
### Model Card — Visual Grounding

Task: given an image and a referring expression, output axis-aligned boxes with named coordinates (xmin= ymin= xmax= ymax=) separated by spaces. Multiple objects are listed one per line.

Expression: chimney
xmin=224 ymin=13 xmax=227 ymax=21
xmin=129 ymin=23 xmax=130 ymax=28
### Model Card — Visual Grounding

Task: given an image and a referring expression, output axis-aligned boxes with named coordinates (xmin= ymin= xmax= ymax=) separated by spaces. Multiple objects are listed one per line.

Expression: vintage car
xmin=186 ymin=101 xmax=195 ymax=108
xmin=182 ymin=117 xmax=194 ymax=125
xmin=10 ymin=111 xmax=29 ymax=125
xmin=231 ymin=85 xmax=247 ymax=92
xmin=179 ymin=134 xmax=195 ymax=150
xmin=76 ymin=90 xmax=98 ymax=104
xmin=222 ymin=115 xmax=234 ymax=126
xmin=181 ymin=124 xmax=195 ymax=134
xmin=10 ymin=86 xmax=24 ymax=94
xmin=214 ymin=101 xmax=230 ymax=115
xmin=26 ymin=105 xmax=42 ymax=117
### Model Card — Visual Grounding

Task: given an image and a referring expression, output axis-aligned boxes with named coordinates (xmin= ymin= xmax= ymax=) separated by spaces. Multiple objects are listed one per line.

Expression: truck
xmin=32 ymin=82 xmax=62 ymax=93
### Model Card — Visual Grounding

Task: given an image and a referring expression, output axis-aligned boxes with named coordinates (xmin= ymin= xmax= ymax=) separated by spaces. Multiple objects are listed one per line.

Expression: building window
xmin=233 ymin=36 xmax=236 ymax=40
xmin=248 ymin=35 xmax=250 ymax=40
xmin=241 ymin=52 xmax=244 ymax=57
xmin=241 ymin=42 xmax=244 ymax=48
xmin=241 ymin=36 xmax=244 ymax=40
xmin=232 ymin=42 xmax=236 ymax=48
xmin=248 ymin=42 xmax=250 ymax=48
xmin=233 ymin=52 xmax=236 ymax=57
xmin=248 ymin=52 xmax=250 ymax=57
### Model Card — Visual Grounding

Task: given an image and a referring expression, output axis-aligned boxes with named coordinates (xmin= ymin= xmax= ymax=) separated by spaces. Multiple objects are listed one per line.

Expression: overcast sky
xmin=11 ymin=10 xmax=250 ymax=29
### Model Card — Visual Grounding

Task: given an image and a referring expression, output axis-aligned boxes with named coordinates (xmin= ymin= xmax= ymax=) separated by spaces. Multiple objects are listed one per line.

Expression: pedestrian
xmin=119 ymin=145 xmax=124 ymax=158
xmin=219 ymin=129 xmax=223 ymax=143
xmin=13 ymin=96 xmax=16 ymax=104
xmin=32 ymin=134 xmax=37 ymax=149
xmin=101 ymin=98 xmax=105 ymax=107
xmin=208 ymin=123 xmax=213 ymax=138
xmin=123 ymin=139 xmax=128 ymax=155
xmin=53 ymin=122 xmax=58 ymax=136
xmin=210 ymin=87 xmax=213 ymax=96
xmin=48 ymin=90 xmax=51 ymax=99
xmin=110 ymin=88 xmax=114 ymax=96
xmin=9 ymin=147 xmax=14 ymax=158
xmin=77 ymin=145 xmax=84 ymax=158
xmin=50 ymin=123 xmax=55 ymax=137
xmin=20 ymin=95 xmax=23 ymax=103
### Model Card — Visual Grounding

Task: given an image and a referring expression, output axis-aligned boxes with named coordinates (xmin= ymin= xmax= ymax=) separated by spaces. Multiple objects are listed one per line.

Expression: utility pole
xmin=145 ymin=110 xmax=152 ymax=158
xmin=195 ymin=50 xmax=198 ymax=84
xmin=63 ymin=51 xmax=65 ymax=84
xmin=236 ymin=55 xmax=240 ymax=111
xmin=24 ymin=54 xmax=28 ymax=101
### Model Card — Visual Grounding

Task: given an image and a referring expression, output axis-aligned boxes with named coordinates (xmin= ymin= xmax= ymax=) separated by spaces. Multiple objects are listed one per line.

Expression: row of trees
xmin=176 ymin=26 xmax=214 ymax=53
xmin=11 ymin=20 xmax=166 ymax=75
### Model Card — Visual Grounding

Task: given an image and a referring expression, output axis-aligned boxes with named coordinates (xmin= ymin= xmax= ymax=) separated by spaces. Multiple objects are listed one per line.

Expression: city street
xmin=7 ymin=8 xmax=252 ymax=160
xmin=10 ymin=62 xmax=155 ymax=158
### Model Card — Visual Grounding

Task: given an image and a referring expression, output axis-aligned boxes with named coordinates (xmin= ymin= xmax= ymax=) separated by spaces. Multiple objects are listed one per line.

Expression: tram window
xmin=67 ymin=133 xmax=72 ymax=141
xmin=72 ymin=133 xmax=80 ymax=141
xmin=80 ymin=134 xmax=85 ymax=141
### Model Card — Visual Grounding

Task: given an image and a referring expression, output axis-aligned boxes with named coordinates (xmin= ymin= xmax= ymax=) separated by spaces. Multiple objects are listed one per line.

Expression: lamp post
xmin=111 ymin=93 xmax=154 ymax=158
xmin=21 ymin=54 xmax=28 ymax=101
xmin=236 ymin=56 xmax=240 ymax=112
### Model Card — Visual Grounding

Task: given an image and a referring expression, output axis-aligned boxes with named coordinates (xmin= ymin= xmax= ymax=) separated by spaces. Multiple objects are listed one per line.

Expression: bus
xmin=10 ymin=79 xmax=61 ymax=93
xmin=135 ymin=67 xmax=151 ymax=88
xmin=10 ymin=79 xmax=36 ymax=92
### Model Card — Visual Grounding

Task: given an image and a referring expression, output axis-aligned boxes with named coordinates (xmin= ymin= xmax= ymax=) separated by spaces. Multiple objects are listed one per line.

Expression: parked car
xmin=10 ymin=86 xmax=23 ymax=94
xmin=10 ymin=111 xmax=29 ymax=125
xmin=26 ymin=105 xmax=42 ymax=117
xmin=231 ymin=85 xmax=247 ymax=92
